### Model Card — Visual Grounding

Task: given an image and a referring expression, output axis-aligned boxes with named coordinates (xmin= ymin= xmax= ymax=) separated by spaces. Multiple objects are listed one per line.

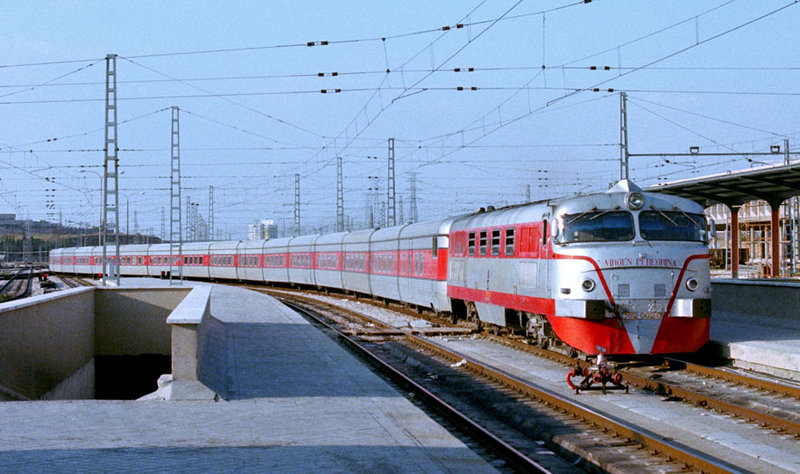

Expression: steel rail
xmin=261 ymin=288 xmax=800 ymax=441
xmin=60 ymin=276 xmax=81 ymax=288
xmin=618 ymin=368 xmax=800 ymax=437
xmin=21 ymin=267 xmax=33 ymax=298
xmin=0 ymin=267 xmax=27 ymax=296
xmin=403 ymin=335 xmax=735 ymax=474
xmin=665 ymin=357 xmax=800 ymax=400
xmin=281 ymin=299 xmax=550 ymax=474
xmin=0 ymin=267 xmax=33 ymax=302
xmin=276 ymin=292 xmax=733 ymax=472
xmin=485 ymin=334 xmax=800 ymax=437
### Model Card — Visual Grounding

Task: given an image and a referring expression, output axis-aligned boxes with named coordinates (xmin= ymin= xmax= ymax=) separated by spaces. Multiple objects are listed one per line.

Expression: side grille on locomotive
xmin=654 ymin=283 xmax=667 ymax=298
xmin=616 ymin=283 xmax=631 ymax=298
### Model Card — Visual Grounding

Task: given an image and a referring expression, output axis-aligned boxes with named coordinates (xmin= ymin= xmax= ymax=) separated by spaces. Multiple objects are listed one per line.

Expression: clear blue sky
xmin=1 ymin=0 xmax=798 ymax=238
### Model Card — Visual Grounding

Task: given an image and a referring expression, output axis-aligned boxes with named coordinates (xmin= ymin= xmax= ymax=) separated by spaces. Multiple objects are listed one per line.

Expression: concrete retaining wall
xmin=0 ymin=288 xmax=95 ymax=400
xmin=95 ymin=288 xmax=189 ymax=356
xmin=0 ymin=285 xmax=195 ymax=401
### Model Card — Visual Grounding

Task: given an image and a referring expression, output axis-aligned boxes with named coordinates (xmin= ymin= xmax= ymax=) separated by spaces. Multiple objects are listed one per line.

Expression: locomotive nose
xmin=605 ymin=265 xmax=710 ymax=319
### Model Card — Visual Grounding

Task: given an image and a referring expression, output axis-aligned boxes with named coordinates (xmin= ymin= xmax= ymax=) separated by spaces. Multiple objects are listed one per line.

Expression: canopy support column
xmin=730 ymin=206 xmax=740 ymax=279
xmin=770 ymin=205 xmax=781 ymax=278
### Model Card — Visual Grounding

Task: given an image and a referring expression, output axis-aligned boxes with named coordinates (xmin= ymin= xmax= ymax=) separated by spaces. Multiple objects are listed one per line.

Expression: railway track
xmin=267 ymin=290 xmax=742 ymax=473
xmin=485 ymin=333 xmax=800 ymax=439
xmin=280 ymin=299 xmax=552 ymax=473
xmin=58 ymin=275 xmax=92 ymax=289
xmin=0 ymin=267 xmax=34 ymax=302
xmin=262 ymin=286 xmax=800 ymax=442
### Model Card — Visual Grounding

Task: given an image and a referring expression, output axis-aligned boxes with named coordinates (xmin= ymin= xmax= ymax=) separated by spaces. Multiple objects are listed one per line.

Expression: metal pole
xmin=387 ymin=138 xmax=396 ymax=226
xmin=619 ymin=92 xmax=629 ymax=181
xmin=103 ymin=54 xmax=120 ymax=286
xmin=169 ymin=106 xmax=183 ymax=284
xmin=336 ymin=157 xmax=344 ymax=232
xmin=294 ymin=173 xmax=300 ymax=236
xmin=208 ymin=185 xmax=214 ymax=241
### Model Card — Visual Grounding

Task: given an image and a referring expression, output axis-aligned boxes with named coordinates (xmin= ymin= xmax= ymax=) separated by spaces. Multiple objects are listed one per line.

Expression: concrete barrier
xmin=0 ymin=284 xmax=211 ymax=400
xmin=166 ymin=285 xmax=211 ymax=383
xmin=0 ymin=287 xmax=95 ymax=400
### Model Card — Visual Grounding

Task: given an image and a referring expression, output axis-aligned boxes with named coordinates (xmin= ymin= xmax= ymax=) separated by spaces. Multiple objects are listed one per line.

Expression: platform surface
xmin=0 ymin=279 xmax=495 ymax=472
xmin=709 ymin=309 xmax=800 ymax=380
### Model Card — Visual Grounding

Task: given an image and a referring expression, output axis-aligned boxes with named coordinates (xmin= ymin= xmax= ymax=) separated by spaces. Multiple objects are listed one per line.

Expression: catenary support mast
xmin=387 ymin=138 xmax=396 ymax=227
xmin=169 ymin=106 xmax=183 ymax=284
xmin=337 ymin=157 xmax=344 ymax=232
xmin=103 ymin=54 xmax=121 ymax=285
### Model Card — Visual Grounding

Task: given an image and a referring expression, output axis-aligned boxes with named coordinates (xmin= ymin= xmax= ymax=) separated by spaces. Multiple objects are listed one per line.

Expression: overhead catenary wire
xmin=292 ymin=0 xmax=545 ymax=182
xmin=120 ymin=56 xmax=326 ymax=139
xmin=548 ymin=0 xmax=800 ymax=106
xmin=3 ymin=2 xmax=799 ymax=231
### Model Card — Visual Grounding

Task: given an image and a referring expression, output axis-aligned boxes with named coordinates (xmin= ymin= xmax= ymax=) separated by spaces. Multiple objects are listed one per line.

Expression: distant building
xmin=0 ymin=214 xmax=20 ymax=234
xmin=247 ymin=219 xmax=279 ymax=240
xmin=0 ymin=214 xmax=58 ymax=235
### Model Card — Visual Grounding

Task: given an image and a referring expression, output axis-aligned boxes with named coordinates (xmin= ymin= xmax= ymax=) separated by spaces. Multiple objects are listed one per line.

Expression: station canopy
xmin=645 ymin=162 xmax=800 ymax=209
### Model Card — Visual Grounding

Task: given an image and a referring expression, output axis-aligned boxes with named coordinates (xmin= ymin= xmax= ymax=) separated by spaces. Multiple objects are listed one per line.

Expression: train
xmin=49 ymin=180 xmax=712 ymax=356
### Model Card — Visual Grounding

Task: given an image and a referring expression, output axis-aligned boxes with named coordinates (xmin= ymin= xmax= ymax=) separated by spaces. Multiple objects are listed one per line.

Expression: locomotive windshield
xmin=639 ymin=210 xmax=707 ymax=242
xmin=562 ymin=211 xmax=634 ymax=243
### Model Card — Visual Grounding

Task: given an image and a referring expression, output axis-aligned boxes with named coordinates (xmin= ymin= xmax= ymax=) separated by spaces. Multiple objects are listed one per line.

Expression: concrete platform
xmin=0 ymin=279 xmax=496 ymax=472
xmin=710 ymin=279 xmax=800 ymax=380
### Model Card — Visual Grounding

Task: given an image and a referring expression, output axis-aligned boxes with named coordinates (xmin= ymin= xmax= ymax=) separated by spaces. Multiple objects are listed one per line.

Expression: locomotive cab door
xmin=540 ymin=214 xmax=551 ymax=296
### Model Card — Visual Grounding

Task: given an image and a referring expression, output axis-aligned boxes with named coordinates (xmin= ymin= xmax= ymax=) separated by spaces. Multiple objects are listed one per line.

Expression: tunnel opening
xmin=94 ymin=355 xmax=171 ymax=400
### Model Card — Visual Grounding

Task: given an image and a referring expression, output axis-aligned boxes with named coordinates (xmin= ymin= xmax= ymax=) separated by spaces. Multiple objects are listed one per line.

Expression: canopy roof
xmin=645 ymin=162 xmax=800 ymax=208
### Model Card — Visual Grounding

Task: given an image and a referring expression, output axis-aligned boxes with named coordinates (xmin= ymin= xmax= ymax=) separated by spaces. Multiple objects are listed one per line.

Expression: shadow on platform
xmin=198 ymin=317 xmax=398 ymax=400
xmin=0 ymin=445 xmax=491 ymax=473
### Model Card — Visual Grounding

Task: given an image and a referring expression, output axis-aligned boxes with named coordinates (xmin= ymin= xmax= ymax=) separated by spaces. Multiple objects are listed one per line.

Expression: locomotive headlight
xmin=581 ymin=278 xmax=596 ymax=292
xmin=625 ymin=192 xmax=645 ymax=210
xmin=685 ymin=277 xmax=699 ymax=291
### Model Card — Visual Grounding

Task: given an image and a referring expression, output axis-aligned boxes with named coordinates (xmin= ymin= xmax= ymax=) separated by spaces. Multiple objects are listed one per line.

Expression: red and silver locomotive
xmin=50 ymin=180 xmax=711 ymax=356
xmin=447 ymin=180 xmax=711 ymax=355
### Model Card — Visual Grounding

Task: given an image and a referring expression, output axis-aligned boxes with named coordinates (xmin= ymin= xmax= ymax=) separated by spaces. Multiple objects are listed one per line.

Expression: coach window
xmin=504 ymin=228 xmax=515 ymax=255
xmin=491 ymin=229 xmax=501 ymax=256
xmin=479 ymin=230 xmax=488 ymax=256
xmin=468 ymin=232 xmax=475 ymax=255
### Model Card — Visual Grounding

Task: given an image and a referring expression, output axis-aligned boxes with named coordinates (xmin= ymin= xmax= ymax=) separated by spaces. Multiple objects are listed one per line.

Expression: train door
xmin=540 ymin=215 xmax=551 ymax=296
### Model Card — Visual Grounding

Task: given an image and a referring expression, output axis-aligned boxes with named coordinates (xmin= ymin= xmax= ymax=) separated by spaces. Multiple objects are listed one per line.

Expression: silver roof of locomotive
xmin=451 ymin=179 xmax=706 ymax=230
xmin=553 ymin=179 xmax=705 ymax=217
